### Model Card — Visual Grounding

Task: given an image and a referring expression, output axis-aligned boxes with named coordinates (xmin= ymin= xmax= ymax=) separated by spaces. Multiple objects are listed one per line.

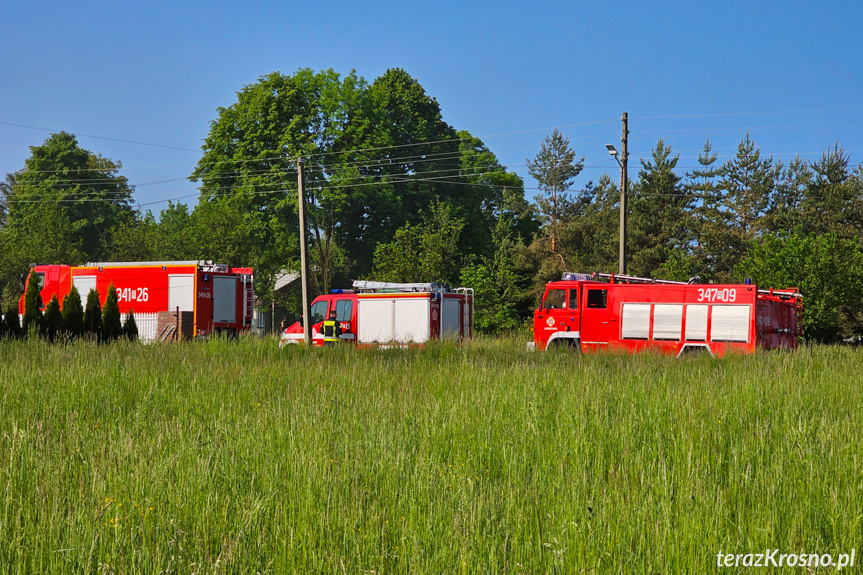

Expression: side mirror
xmin=298 ymin=315 xmax=304 ymax=327
xmin=18 ymin=282 xmax=25 ymax=294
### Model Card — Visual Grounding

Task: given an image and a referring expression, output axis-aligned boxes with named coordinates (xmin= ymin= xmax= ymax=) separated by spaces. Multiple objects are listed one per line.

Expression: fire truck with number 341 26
xmin=19 ymin=261 xmax=254 ymax=341
xmin=530 ymin=273 xmax=801 ymax=356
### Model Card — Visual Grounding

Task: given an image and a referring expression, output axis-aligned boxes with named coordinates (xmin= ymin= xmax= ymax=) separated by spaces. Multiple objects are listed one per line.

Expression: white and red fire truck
xmin=280 ymin=280 xmax=474 ymax=347
xmin=19 ymin=261 xmax=254 ymax=341
xmin=531 ymin=272 xmax=801 ymax=356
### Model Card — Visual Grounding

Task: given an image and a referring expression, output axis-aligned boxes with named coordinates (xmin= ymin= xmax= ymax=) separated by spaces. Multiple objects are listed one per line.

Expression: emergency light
xmin=561 ymin=272 xmax=593 ymax=281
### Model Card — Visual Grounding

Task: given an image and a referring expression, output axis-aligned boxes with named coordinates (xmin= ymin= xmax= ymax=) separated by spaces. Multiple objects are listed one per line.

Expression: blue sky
xmin=2 ymin=1 xmax=862 ymax=213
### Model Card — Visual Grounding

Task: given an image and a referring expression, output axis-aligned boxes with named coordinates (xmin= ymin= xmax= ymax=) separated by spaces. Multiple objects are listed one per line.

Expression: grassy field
xmin=0 ymin=336 xmax=860 ymax=574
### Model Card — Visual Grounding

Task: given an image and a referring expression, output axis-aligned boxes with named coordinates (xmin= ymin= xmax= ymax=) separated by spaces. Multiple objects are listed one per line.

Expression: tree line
xmin=0 ymin=270 xmax=137 ymax=342
xmin=1 ymin=67 xmax=862 ymax=341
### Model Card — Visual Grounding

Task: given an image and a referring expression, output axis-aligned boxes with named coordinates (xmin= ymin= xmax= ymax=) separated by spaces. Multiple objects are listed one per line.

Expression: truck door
xmin=580 ymin=287 xmax=609 ymax=348
xmin=542 ymin=287 xmax=568 ymax=332
xmin=308 ymin=299 xmax=329 ymax=335
xmin=334 ymin=298 xmax=354 ymax=341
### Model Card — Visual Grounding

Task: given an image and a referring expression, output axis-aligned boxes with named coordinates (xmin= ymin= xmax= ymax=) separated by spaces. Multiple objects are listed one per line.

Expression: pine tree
xmin=61 ymin=286 xmax=85 ymax=339
xmin=686 ymin=139 xmax=719 ymax=275
xmin=527 ymin=129 xmax=584 ymax=253
xmin=101 ymin=283 xmax=122 ymax=342
xmin=628 ymin=139 xmax=694 ymax=278
xmin=123 ymin=310 xmax=139 ymax=342
xmin=22 ymin=269 xmax=45 ymax=336
xmin=44 ymin=294 xmax=62 ymax=342
xmin=84 ymin=289 xmax=102 ymax=341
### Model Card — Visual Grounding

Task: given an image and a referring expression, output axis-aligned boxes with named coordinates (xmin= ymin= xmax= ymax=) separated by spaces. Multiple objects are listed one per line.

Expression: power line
xmin=0 ymin=121 xmax=200 ymax=152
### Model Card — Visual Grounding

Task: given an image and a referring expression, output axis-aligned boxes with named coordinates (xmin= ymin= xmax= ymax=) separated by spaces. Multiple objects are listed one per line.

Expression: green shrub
xmin=101 ymin=282 xmax=122 ymax=342
xmin=123 ymin=310 xmax=139 ymax=342
xmin=3 ymin=305 xmax=21 ymax=339
xmin=22 ymin=269 xmax=45 ymax=336
xmin=84 ymin=289 xmax=102 ymax=341
xmin=44 ymin=294 xmax=62 ymax=342
xmin=61 ymin=286 xmax=84 ymax=339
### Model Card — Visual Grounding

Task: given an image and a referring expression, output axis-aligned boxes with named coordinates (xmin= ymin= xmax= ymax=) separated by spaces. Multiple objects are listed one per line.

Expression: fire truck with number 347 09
xmin=530 ymin=273 xmax=801 ymax=356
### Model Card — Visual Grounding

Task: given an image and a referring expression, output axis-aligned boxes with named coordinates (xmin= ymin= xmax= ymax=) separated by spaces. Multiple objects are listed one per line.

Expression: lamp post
xmin=606 ymin=112 xmax=629 ymax=275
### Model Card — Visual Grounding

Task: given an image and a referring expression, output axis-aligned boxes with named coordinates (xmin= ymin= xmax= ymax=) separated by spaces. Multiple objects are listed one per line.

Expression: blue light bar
xmin=562 ymin=272 xmax=593 ymax=281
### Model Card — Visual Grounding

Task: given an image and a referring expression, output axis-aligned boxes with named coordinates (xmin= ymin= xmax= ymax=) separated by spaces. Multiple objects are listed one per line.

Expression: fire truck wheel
xmin=548 ymin=339 xmax=580 ymax=354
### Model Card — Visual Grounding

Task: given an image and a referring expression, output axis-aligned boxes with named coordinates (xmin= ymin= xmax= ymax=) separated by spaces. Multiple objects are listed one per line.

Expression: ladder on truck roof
xmin=351 ymin=280 xmax=452 ymax=293
xmin=585 ymin=272 xmax=802 ymax=301
xmin=84 ymin=260 xmax=229 ymax=272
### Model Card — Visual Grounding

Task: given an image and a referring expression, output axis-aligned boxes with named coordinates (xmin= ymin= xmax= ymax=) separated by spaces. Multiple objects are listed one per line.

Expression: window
xmin=309 ymin=300 xmax=329 ymax=324
xmin=586 ymin=289 xmax=608 ymax=309
xmin=568 ymin=289 xmax=579 ymax=309
xmin=335 ymin=299 xmax=353 ymax=322
xmin=543 ymin=289 xmax=565 ymax=309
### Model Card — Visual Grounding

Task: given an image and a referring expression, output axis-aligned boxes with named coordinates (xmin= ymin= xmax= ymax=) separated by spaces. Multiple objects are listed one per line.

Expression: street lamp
xmin=606 ymin=112 xmax=628 ymax=275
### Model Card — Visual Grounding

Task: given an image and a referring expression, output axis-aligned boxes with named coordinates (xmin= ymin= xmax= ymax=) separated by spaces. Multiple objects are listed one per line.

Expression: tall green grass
xmin=0 ymin=336 xmax=860 ymax=573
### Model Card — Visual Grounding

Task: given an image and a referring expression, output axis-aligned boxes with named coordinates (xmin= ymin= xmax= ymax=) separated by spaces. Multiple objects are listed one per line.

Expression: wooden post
xmin=297 ymin=159 xmax=312 ymax=346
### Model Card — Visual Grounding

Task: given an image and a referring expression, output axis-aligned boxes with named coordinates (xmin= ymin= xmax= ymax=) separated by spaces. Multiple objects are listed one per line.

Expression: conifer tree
xmin=44 ymin=294 xmax=62 ymax=342
xmin=84 ymin=289 xmax=102 ymax=341
xmin=101 ymin=283 xmax=122 ymax=342
xmin=123 ymin=310 xmax=139 ymax=342
xmin=61 ymin=286 xmax=85 ymax=339
xmin=526 ymin=129 xmax=584 ymax=254
xmin=22 ymin=269 xmax=45 ymax=336
xmin=3 ymin=306 xmax=21 ymax=339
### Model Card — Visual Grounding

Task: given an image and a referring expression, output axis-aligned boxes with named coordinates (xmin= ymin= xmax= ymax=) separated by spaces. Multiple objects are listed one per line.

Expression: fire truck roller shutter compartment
xmin=212 ymin=276 xmax=237 ymax=323
xmin=621 ymin=303 xmax=650 ymax=339
xmin=394 ymin=298 xmax=430 ymax=343
xmin=442 ymin=297 xmax=461 ymax=340
xmin=685 ymin=305 xmax=708 ymax=341
xmin=710 ymin=304 xmax=751 ymax=342
xmin=73 ymin=275 xmax=97 ymax=298
xmin=653 ymin=304 xmax=683 ymax=340
xmin=358 ymin=298 xmax=395 ymax=343
xmin=168 ymin=274 xmax=195 ymax=312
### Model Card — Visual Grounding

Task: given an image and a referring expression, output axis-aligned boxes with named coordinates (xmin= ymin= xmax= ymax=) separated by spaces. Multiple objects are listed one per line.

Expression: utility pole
xmin=605 ymin=112 xmax=629 ymax=275
xmin=618 ymin=112 xmax=629 ymax=275
xmin=297 ymin=158 xmax=312 ymax=346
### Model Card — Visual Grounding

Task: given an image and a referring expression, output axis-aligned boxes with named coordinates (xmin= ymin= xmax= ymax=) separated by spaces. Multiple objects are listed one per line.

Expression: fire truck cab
xmin=532 ymin=272 xmax=800 ymax=356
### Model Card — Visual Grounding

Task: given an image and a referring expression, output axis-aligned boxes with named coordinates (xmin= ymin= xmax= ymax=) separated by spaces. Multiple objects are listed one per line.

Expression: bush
xmin=101 ymin=282 xmax=122 ymax=342
xmin=61 ymin=286 xmax=84 ymax=339
xmin=123 ymin=310 xmax=139 ymax=342
xmin=22 ymin=269 xmax=45 ymax=336
xmin=84 ymin=289 xmax=102 ymax=341
xmin=3 ymin=306 xmax=21 ymax=339
xmin=44 ymin=294 xmax=62 ymax=342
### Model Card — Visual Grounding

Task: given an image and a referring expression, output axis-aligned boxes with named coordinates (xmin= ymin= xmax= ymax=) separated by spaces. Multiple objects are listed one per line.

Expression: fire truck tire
xmin=548 ymin=339 xmax=580 ymax=354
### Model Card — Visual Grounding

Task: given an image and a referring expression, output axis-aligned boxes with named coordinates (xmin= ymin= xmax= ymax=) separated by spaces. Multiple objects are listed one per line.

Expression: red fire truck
xmin=19 ymin=261 xmax=254 ymax=341
xmin=531 ymin=273 xmax=801 ymax=356
xmin=280 ymin=281 xmax=474 ymax=347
